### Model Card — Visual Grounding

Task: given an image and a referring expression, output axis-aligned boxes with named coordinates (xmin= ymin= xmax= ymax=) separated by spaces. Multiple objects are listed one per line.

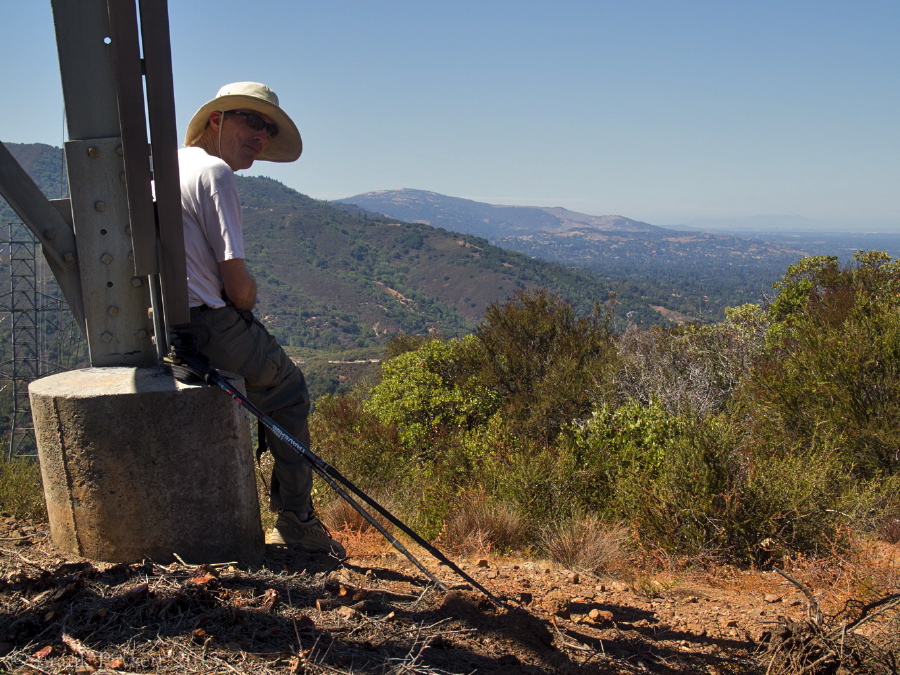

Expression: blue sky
xmin=1 ymin=1 xmax=898 ymax=229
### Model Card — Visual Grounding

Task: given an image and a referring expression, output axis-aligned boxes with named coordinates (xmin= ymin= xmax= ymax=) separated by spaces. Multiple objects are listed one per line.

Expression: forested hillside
xmin=341 ymin=188 xmax=900 ymax=322
xmin=0 ymin=143 xmax=68 ymax=223
xmin=237 ymin=176 xmax=622 ymax=348
xmin=6 ymin=143 xmax=900 ymax=345
xmin=3 ymin=142 xmax=735 ymax=349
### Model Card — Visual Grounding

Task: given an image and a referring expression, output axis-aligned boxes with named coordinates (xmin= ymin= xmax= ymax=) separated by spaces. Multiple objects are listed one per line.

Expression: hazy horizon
xmin=1 ymin=2 xmax=897 ymax=229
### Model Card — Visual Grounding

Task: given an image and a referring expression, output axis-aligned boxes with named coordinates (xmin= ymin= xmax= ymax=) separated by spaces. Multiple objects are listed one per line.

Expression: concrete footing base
xmin=29 ymin=367 xmax=264 ymax=565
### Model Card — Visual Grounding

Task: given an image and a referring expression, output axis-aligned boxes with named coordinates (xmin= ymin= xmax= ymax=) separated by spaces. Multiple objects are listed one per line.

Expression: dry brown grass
xmin=317 ymin=494 xmax=399 ymax=558
xmin=436 ymin=497 xmax=531 ymax=557
xmin=320 ymin=492 xmax=397 ymax=534
xmin=0 ymin=457 xmax=46 ymax=523
xmin=539 ymin=516 xmax=628 ymax=574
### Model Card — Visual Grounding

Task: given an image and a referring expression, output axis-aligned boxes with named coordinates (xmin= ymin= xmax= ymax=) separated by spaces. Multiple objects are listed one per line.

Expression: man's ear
xmin=208 ymin=110 xmax=224 ymax=132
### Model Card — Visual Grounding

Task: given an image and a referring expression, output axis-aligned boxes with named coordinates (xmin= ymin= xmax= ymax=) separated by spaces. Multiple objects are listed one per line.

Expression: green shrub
xmin=482 ymin=437 xmax=575 ymax=523
xmin=309 ymin=257 xmax=900 ymax=563
xmin=741 ymin=251 xmax=900 ymax=477
xmin=847 ymin=473 xmax=900 ymax=543
xmin=728 ymin=438 xmax=856 ymax=563
xmin=384 ymin=333 xmax=437 ymax=359
xmin=561 ymin=401 xmax=852 ymax=560
xmin=363 ymin=335 xmax=500 ymax=452
xmin=311 ymin=391 xmax=408 ymax=496
xmin=313 ymin=386 xmax=499 ymax=538
xmin=561 ymin=402 xmax=728 ymax=552
xmin=462 ymin=289 xmax=620 ymax=445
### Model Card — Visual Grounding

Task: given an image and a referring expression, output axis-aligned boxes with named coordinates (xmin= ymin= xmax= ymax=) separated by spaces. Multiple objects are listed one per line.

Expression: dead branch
xmin=774 ymin=567 xmax=822 ymax=626
xmin=61 ymin=632 xmax=100 ymax=668
xmin=833 ymin=593 xmax=900 ymax=638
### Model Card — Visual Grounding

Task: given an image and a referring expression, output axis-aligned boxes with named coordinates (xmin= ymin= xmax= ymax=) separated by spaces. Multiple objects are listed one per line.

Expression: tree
xmin=363 ymin=336 xmax=500 ymax=453
xmin=461 ymin=289 xmax=620 ymax=445
xmin=741 ymin=251 xmax=900 ymax=476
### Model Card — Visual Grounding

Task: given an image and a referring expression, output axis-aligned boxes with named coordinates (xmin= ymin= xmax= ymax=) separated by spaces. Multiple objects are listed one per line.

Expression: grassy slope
xmin=237 ymin=175 xmax=620 ymax=350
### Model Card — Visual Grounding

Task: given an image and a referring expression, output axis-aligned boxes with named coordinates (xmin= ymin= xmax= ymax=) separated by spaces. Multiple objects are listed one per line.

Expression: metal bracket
xmin=0 ymin=141 xmax=86 ymax=332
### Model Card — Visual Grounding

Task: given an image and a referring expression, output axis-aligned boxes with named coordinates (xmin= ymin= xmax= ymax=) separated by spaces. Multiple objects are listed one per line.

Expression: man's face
xmin=212 ymin=109 xmax=275 ymax=171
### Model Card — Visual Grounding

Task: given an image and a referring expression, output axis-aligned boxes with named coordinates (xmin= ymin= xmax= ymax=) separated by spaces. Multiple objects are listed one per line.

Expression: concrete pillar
xmin=29 ymin=367 xmax=264 ymax=565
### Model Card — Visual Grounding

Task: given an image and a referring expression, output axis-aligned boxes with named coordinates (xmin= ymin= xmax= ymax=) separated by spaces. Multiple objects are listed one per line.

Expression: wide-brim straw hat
xmin=184 ymin=82 xmax=302 ymax=162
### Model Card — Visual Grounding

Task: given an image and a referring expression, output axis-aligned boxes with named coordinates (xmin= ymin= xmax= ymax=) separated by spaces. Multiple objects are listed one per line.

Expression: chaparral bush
xmin=311 ymin=259 xmax=900 ymax=563
xmin=460 ymin=289 xmax=621 ymax=445
xmin=363 ymin=335 xmax=501 ymax=453
xmin=617 ymin=303 xmax=767 ymax=416
xmin=559 ymin=401 xmax=732 ymax=555
xmin=739 ymin=251 xmax=900 ymax=478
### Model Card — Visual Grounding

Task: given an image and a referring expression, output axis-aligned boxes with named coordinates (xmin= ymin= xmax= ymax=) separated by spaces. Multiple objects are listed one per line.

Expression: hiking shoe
xmin=268 ymin=511 xmax=346 ymax=558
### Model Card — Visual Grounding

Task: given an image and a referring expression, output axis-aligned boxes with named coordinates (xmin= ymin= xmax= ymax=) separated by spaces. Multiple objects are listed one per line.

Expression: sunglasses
xmin=226 ymin=110 xmax=279 ymax=138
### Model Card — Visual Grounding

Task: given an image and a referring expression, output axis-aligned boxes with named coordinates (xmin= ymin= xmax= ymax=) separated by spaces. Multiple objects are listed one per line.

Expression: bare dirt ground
xmin=2 ymin=514 xmax=899 ymax=675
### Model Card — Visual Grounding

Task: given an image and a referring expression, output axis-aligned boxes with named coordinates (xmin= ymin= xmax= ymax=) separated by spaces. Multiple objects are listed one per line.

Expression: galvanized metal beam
xmin=0 ymin=142 xmax=86 ymax=333
xmin=0 ymin=0 xmax=190 ymax=365
xmin=65 ymin=137 xmax=154 ymax=365
xmin=107 ymin=0 xmax=159 ymax=277
xmin=50 ymin=0 xmax=157 ymax=365
xmin=140 ymin=0 xmax=189 ymax=331
xmin=52 ymin=0 xmax=121 ymax=140
xmin=0 ymin=142 xmax=75 ymax=271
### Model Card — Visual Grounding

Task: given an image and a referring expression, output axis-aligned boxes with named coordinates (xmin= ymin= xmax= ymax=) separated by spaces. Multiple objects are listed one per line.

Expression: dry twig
xmin=773 ymin=567 xmax=822 ymax=626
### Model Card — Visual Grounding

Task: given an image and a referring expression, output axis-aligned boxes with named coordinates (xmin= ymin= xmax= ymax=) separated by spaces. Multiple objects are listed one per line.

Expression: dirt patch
xmin=1 ymin=516 xmax=898 ymax=674
xmin=649 ymin=305 xmax=694 ymax=326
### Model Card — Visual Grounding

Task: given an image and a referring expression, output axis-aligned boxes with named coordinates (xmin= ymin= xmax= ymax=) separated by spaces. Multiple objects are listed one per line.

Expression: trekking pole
xmin=167 ymin=337 xmax=510 ymax=610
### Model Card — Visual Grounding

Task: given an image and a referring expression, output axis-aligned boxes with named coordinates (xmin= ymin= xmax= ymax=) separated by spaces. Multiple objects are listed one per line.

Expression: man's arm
xmin=219 ymin=258 xmax=257 ymax=311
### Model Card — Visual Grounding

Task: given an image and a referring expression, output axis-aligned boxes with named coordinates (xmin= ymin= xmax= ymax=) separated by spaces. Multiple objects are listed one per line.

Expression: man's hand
xmin=219 ymin=258 xmax=257 ymax=311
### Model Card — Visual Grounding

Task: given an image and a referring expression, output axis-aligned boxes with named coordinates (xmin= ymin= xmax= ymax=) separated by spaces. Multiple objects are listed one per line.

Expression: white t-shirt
xmin=178 ymin=146 xmax=244 ymax=308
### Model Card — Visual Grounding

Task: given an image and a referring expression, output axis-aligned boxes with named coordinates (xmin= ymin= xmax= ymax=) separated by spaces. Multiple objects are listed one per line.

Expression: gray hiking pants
xmin=186 ymin=305 xmax=312 ymax=515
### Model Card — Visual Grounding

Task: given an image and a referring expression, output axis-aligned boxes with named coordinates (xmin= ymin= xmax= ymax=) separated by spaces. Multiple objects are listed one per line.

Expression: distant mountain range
xmin=7 ymin=146 xmax=899 ymax=350
xmin=338 ymin=189 xmax=805 ymax=260
xmin=338 ymin=188 xmax=900 ymax=320
xmin=1 ymin=143 xmax=671 ymax=352
xmin=336 ymin=189 xmax=816 ymax=313
xmin=337 ymin=189 xmax=667 ymax=239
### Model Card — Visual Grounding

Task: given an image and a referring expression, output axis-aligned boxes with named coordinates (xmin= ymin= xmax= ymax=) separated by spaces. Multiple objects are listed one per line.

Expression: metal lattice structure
xmin=0 ymin=221 xmax=87 ymax=459
xmin=0 ymin=0 xmax=189 ymax=372
xmin=0 ymin=0 xmax=188 ymax=457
